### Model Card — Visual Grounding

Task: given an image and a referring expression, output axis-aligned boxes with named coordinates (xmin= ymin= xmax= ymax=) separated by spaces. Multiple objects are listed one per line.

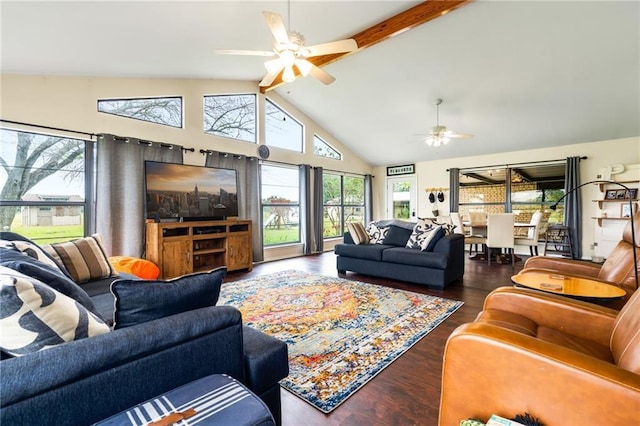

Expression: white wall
xmin=373 ymin=137 xmax=640 ymax=259
xmin=0 ymin=74 xmax=374 ymax=261
xmin=0 ymin=74 xmax=373 ymax=174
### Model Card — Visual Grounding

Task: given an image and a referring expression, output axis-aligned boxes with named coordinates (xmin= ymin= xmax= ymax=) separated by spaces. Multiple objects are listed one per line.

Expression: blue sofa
xmin=335 ymin=221 xmax=465 ymax=289
xmin=0 ymin=234 xmax=288 ymax=425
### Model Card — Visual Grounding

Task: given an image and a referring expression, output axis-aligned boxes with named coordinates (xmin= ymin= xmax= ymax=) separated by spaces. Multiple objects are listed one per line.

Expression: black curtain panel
xmin=205 ymin=151 xmax=263 ymax=262
xmin=96 ymin=134 xmax=183 ymax=257
xmin=564 ymin=156 xmax=582 ymax=259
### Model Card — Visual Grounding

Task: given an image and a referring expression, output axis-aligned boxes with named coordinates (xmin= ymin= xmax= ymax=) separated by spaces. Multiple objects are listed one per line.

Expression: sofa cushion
xmin=382 ymin=225 xmax=413 ymax=247
xmin=423 ymin=217 xmax=457 ymax=235
xmin=334 ymin=243 xmax=392 ymax=261
xmin=111 ymin=267 xmax=227 ymax=329
xmin=406 ymin=218 xmax=446 ymax=251
xmin=0 ymin=266 xmax=110 ymax=357
xmin=365 ymin=222 xmax=389 ymax=244
xmin=43 ymin=234 xmax=115 ymax=284
xmin=421 ymin=226 xmax=446 ymax=252
xmin=346 ymin=222 xmax=369 ymax=245
xmin=0 ymin=247 xmax=102 ymax=319
xmin=382 ymin=247 xmax=449 ymax=269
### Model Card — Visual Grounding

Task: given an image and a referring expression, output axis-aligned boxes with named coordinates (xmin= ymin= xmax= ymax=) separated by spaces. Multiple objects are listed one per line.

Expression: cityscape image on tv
xmin=145 ymin=162 xmax=238 ymax=220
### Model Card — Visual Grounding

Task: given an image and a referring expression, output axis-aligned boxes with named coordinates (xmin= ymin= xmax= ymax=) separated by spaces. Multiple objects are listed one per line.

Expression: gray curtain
xmin=364 ymin=174 xmax=373 ymax=223
xmin=204 ymin=151 xmax=263 ymax=262
xmin=449 ymin=168 xmax=460 ymax=212
xmin=96 ymin=134 xmax=183 ymax=257
xmin=299 ymin=165 xmax=312 ymax=255
xmin=564 ymin=156 xmax=582 ymax=259
xmin=313 ymin=167 xmax=324 ymax=252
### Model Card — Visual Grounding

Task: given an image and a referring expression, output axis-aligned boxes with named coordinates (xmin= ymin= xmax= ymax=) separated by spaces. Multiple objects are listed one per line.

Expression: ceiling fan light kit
xmin=423 ymin=98 xmax=472 ymax=147
xmin=216 ymin=10 xmax=357 ymax=87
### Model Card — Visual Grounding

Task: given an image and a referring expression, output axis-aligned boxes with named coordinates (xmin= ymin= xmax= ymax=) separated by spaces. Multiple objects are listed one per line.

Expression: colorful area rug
xmin=218 ymin=270 xmax=463 ymax=413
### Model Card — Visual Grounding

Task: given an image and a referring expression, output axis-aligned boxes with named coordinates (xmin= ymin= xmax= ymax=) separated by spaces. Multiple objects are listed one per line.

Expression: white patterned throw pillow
xmin=365 ymin=222 xmax=389 ymax=244
xmin=0 ymin=266 xmax=110 ymax=356
xmin=406 ymin=219 xmax=445 ymax=251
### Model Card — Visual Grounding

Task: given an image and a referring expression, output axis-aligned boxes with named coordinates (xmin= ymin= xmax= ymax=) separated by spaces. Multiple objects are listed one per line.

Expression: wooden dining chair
xmin=486 ymin=213 xmax=515 ymax=266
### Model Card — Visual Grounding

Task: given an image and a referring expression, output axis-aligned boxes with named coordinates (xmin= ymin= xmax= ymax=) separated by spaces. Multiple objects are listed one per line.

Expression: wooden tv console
xmin=146 ymin=219 xmax=252 ymax=279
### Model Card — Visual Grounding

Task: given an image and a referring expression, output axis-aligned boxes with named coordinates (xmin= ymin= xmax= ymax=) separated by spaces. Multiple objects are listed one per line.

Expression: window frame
xmin=97 ymin=96 xmax=183 ymax=128
xmin=322 ymin=172 xmax=365 ymax=239
xmin=0 ymin=128 xmax=95 ymax=243
xmin=203 ymin=93 xmax=257 ymax=143
xmin=260 ymin=163 xmax=301 ymax=247
xmin=313 ymin=134 xmax=342 ymax=160
xmin=264 ymin=98 xmax=304 ymax=153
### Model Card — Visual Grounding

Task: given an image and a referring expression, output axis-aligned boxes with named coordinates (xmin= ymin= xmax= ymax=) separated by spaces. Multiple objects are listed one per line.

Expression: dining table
xmin=462 ymin=221 xmax=536 ymax=262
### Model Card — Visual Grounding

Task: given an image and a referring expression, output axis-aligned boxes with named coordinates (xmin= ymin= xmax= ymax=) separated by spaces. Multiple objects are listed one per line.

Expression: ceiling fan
xmin=420 ymin=99 xmax=473 ymax=147
xmin=215 ymin=11 xmax=357 ymax=87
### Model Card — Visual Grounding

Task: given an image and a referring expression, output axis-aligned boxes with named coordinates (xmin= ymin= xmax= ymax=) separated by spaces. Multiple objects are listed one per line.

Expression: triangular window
xmin=314 ymin=135 xmax=342 ymax=160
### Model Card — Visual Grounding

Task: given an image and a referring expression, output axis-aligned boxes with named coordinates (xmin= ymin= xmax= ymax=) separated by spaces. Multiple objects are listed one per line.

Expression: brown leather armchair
xmin=439 ymin=286 xmax=640 ymax=425
xmin=522 ymin=212 xmax=640 ymax=301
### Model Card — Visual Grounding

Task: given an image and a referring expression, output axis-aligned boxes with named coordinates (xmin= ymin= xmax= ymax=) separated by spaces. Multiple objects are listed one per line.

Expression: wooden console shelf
xmin=146 ymin=219 xmax=252 ymax=279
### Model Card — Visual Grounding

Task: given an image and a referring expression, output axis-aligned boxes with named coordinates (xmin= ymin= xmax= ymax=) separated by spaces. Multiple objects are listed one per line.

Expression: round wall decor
xmin=258 ymin=145 xmax=270 ymax=159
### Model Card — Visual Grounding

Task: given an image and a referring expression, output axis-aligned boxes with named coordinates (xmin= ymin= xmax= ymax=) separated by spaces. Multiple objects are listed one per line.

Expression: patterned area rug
xmin=218 ymin=270 xmax=463 ymax=413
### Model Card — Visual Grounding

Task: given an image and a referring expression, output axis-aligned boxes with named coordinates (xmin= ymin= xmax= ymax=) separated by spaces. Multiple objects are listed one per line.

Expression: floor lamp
xmin=550 ymin=180 xmax=638 ymax=291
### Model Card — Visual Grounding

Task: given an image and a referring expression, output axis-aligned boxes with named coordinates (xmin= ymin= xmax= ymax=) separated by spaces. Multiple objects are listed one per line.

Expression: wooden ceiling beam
xmin=260 ymin=0 xmax=473 ymax=93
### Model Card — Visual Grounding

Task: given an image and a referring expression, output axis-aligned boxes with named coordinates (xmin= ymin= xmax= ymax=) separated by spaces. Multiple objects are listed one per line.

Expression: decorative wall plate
xmin=258 ymin=145 xmax=270 ymax=159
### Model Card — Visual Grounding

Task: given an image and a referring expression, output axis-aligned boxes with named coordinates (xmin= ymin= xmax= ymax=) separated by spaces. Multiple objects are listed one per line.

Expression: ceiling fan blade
xmin=445 ymin=131 xmax=473 ymax=139
xmin=264 ymin=58 xmax=284 ymax=76
xmin=308 ymin=64 xmax=336 ymax=85
xmin=304 ymin=39 xmax=358 ymax=57
xmin=259 ymin=72 xmax=280 ymax=87
xmin=215 ymin=49 xmax=275 ymax=57
xmin=294 ymin=59 xmax=312 ymax=76
xmin=262 ymin=11 xmax=290 ymax=45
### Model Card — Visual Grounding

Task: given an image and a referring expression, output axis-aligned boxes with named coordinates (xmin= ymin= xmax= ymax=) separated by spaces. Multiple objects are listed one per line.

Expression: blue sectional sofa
xmin=335 ymin=220 xmax=465 ymax=289
xmin=0 ymin=233 xmax=288 ymax=425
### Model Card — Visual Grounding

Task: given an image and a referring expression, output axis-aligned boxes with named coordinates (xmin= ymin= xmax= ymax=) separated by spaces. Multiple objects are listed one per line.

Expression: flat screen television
xmin=144 ymin=161 xmax=239 ymax=222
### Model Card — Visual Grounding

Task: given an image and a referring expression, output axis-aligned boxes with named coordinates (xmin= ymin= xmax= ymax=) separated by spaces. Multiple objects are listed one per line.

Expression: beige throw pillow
xmin=43 ymin=234 xmax=114 ymax=284
xmin=346 ymin=222 xmax=369 ymax=245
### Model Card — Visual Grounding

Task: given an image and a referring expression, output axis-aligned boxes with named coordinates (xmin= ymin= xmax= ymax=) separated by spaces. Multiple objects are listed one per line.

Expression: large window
xmin=203 ymin=94 xmax=256 ymax=142
xmin=264 ymin=99 xmax=303 ymax=152
xmin=97 ymin=97 xmax=182 ymax=128
xmin=323 ymin=173 xmax=365 ymax=238
xmin=261 ymin=164 xmax=300 ymax=246
xmin=0 ymin=129 xmax=92 ymax=243
xmin=458 ymin=163 xmax=565 ymax=239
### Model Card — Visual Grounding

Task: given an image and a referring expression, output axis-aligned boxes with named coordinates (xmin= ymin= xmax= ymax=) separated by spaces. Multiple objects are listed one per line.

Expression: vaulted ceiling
xmin=1 ymin=1 xmax=638 ymax=166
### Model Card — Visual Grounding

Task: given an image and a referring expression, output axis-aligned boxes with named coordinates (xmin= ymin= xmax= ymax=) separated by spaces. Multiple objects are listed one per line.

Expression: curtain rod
xmin=199 ymin=149 xmax=370 ymax=177
xmin=447 ymin=156 xmax=587 ymax=172
xmin=100 ymin=134 xmax=195 ymax=152
xmin=1 ymin=119 xmax=97 ymax=139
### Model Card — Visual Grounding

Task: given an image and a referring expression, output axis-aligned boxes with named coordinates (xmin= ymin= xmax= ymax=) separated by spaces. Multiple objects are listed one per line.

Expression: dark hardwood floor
xmin=225 ymin=252 xmax=527 ymax=426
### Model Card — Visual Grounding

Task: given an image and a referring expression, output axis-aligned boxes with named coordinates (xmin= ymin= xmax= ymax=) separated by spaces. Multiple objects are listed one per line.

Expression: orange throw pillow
xmin=108 ymin=256 xmax=160 ymax=280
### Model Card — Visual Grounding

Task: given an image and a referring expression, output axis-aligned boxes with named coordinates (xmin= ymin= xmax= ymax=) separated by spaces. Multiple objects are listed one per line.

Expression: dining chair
xmin=486 ymin=213 xmax=515 ymax=266
xmin=468 ymin=212 xmax=488 ymax=236
xmin=451 ymin=212 xmax=486 ymax=257
xmin=514 ymin=210 xmax=543 ymax=256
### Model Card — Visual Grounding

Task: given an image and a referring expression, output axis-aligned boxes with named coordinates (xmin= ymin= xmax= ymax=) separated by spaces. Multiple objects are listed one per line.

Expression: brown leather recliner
xmin=522 ymin=212 xmax=640 ymax=301
xmin=439 ymin=286 xmax=640 ymax=425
